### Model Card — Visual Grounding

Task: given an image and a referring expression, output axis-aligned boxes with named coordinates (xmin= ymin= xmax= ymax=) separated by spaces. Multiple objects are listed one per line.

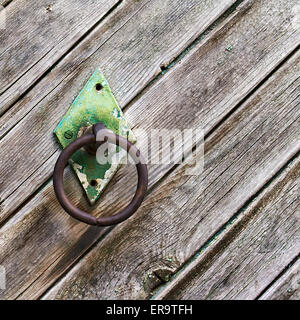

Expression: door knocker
xmin=53 ymin=69 xmax=148 ymax=226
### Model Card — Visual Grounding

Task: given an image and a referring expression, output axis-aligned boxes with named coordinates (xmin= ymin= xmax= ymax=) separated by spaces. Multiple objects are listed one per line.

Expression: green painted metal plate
xmin=54 ymin=68 xmax=136 ymax=205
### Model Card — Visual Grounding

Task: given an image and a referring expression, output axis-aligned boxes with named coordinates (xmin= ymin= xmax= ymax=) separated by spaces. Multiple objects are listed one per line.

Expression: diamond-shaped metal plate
xmin=54 ymin=68 xmax=136 ymax=205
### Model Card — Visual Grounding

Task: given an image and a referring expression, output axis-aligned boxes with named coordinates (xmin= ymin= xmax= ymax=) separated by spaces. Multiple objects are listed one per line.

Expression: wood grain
xmin=0 ymin=0 xmax=120 ymax=114
xmin=0 ymin=0 xmax=237 ymax=137
xmin=0 ymin=0 xmax=239 ymax=299
xmin=259 ymin=259 xmax=300 ymax=300
xmin=153 ymin=157 xmax=300 ymax=300
xmin=1 ymin=2 xmax=297 ymax=298
xmin=0 ymin=0 xmax=299 ymax=300
xmin=41 ymin=43 xmax=299 ymax=298
xmin=0 ymin=0 xmax=237 ymax=213
xmin=1 ymin=0 xmax=299 ymax=223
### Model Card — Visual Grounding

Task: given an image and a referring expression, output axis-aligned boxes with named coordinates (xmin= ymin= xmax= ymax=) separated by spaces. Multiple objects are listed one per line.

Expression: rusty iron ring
xmin=53 ymin=122 xmax=148 ymax=226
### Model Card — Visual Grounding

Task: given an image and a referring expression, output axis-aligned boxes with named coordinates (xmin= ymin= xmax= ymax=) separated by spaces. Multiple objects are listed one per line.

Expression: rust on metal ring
xmin=53 ymin=122 xmax=148 ymax=226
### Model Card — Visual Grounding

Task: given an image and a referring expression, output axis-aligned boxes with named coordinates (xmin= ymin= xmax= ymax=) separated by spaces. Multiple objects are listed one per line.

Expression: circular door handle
xmin=53 ymin=122 xmax=148 ymax=226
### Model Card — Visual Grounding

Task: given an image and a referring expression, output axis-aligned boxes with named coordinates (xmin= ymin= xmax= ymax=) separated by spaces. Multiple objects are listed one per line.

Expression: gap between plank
xmin=0 ymin=149 xmax=58 ymax=229
xmin=39 ymin=41 xmax=300 ymax=300
xmin=150 ymin=149 xmax=300 ymax=299
xmin=16 ymin=225 xmax=115 ymax=300
xmin=0 ymin=0 xmax=152 ymax=139
xmin=122 ymin=0 xmax=245 ymax=114
xmin=34 ymin=1 xmax=255 ymax=300
xmin=140 ymin=44 xmax=300 ymax=208
xmin=255 ymin=254 xmax=300 ymax=300
xmin=2 ymin=0 xmax=298 ymax=300
xmin=0 ymin=0 xmax=245 ymax=221
xmin=0 ymin=0 xmax=124 ymax=118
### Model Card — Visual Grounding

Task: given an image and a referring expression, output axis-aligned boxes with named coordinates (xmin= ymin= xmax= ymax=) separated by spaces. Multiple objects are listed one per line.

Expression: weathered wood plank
xmin=1 ymin=0 xmax=299 ymax=223
xmin=0 ymin=0 xmax=237 ymax=136
xmin=43 ymin=48 xmax=300 ymax=300
xmin=153 ymin=157 xmax=300 ymax=300
xmin=0 ymin=0 xmax=137 ymax=137
xmin=0 ymin=0 xmax=148 ymax=221
xmin=0 ymin=0 xmax=121 ymax=114
xmin=0 ymin=0 xmax=237 ymax=209
xmin=259 ymin=259 xmax=300 ymax=300
xmin=0 ymin=0 xmax=299 ymax=300
xmin=0 ymin=151 xmax=58 ymax=223
xmin=0 ymin=0 xmax=239 ymax=298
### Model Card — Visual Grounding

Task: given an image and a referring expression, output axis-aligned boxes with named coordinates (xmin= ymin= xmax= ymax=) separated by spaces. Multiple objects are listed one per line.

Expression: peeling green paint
xmin=165 ymin=257 xmax=173 ymax=263
xmin=225 ymin=44 xmax=233 ymax=52
xmin=54 ymin=68 xmax=136 ymax=205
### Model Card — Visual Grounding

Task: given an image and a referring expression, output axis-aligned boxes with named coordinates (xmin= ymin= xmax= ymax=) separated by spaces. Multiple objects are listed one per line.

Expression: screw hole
xmin=64 ymin=130 xmax=73 ymax=139
xmin=90 ymin=179 xmax=98 ymax=187
xmin=95 ymin=83 xmax=103 ymax=91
